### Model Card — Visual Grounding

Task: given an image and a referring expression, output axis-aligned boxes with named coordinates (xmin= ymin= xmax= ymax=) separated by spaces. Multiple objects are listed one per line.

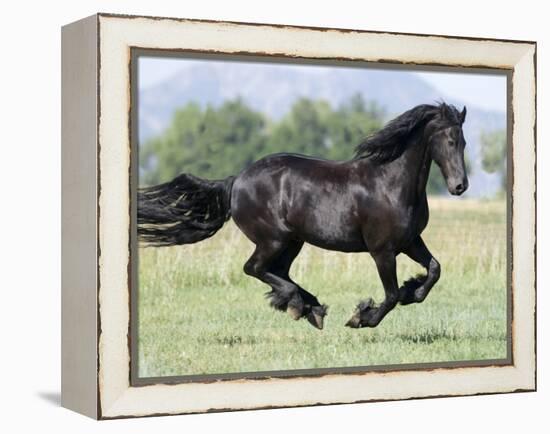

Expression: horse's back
xmin=232 ymin=153 xmax=352 ymax=204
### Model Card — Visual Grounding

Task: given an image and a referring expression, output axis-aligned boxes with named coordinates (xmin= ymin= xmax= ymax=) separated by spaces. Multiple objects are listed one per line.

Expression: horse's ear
xmin=460 ymin=106 xmax=467 ymax=124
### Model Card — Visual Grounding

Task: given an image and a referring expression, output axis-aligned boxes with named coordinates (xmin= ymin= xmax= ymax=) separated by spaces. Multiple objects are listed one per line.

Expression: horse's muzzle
xmin=449 ymin=178 xmax=469 ymax=196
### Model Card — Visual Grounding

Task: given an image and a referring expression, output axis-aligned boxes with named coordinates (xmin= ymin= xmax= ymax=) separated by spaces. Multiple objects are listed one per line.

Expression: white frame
xmin=61 ymin=13 xmax=536 ymax=419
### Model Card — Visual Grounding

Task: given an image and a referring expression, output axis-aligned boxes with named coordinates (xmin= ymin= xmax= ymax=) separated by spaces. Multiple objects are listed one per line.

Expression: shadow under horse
xmin=138 ymin=102 xmax=468 ymax=330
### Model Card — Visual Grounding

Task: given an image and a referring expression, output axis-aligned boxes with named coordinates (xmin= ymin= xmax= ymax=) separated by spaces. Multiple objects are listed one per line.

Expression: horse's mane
xmin=354 ymin=102 xmax=462 ymax=164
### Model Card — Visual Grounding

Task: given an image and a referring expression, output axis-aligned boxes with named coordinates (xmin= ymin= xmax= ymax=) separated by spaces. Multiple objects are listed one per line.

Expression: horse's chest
xmin=394 ymin=205 xmax=429 ymax=246
xmin=360 ymin=202 xmax=428 ymax=252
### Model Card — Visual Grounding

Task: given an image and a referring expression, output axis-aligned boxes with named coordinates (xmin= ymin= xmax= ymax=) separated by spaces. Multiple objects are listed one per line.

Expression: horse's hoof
xmin=345 ymin=312 xmax=361 ymax=328
xmin=287 ymin=305 xmax=303 ymax=321
xmin=345 ymin=299 xmax=374 ymax=328
xmin=307 ymin=312 xmax=324 ymax=329
xmin=306 ymin=305 xmax=327 ymax=330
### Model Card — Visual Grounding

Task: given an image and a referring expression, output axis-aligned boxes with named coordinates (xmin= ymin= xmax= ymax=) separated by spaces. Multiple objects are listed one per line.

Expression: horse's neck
xmin=392 ymin=134 xmax=432 ymax=203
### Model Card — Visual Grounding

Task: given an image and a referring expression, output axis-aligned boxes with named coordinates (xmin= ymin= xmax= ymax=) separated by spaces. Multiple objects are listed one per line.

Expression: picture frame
xmin=61 ymin=13 xmax=536 ymax=419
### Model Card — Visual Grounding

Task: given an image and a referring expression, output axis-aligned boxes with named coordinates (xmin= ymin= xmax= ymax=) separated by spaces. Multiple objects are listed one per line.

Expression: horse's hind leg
xmin=398 ymin=236 xmax=441 ymax=305
xmin=244 ymin=240 xmax=327 ymax=329
xmin=346 ymin=250 xmax=399 ymax=328
xmin=270 ymin=241 xmax=327 ymax=328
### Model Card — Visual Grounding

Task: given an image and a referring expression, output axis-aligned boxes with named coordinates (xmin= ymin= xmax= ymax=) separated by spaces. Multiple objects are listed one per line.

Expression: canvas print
xmin=134 ymin=55 xmax=508 ymax=380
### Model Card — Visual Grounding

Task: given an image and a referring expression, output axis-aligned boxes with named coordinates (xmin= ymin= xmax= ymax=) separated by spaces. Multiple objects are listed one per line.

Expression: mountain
xmin=138 ymin=61 xmax=506 ymax=197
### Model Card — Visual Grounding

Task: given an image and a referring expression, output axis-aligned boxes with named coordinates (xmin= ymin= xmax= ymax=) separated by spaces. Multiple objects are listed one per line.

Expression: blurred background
xmin=137 ymin=56 xmax=507 ymax=198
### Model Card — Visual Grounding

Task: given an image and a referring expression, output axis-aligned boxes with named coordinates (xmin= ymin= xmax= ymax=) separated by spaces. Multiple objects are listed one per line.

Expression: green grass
xmin=137 ymin=197 xmax=508 ymax=378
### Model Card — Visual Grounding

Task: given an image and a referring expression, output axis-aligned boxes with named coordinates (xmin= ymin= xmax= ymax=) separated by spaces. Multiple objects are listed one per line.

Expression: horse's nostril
xmin=455 ymin=184 xmax=464 ymax=193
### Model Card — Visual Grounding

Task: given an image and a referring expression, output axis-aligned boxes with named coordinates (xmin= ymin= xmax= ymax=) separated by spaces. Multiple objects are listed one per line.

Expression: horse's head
xmin=428 ymin=103 xmax=469 ymax=196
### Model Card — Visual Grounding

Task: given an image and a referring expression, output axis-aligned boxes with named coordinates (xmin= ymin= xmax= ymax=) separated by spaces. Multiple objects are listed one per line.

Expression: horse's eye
xmin=448 ymin=140 xmax=455 ymax=147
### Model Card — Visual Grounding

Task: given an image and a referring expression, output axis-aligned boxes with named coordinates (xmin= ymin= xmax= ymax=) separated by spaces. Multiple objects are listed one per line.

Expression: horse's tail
xmin=137 ymin=173 xmax=235 ymax=246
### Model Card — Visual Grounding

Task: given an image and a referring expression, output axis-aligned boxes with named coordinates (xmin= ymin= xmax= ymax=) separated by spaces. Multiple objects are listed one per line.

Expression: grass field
xmin=137 ymin=198 xmax=508 ymax=378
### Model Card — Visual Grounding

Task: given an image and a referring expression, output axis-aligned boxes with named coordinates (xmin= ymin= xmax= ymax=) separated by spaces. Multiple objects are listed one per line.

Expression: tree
xmin=480 ymin=129 xmax=507 ymax=191
xmin=265 ymin=98 xmax=332 ymax=158
xmin=325 ymin=94 xmax=384 ymax=161
xmin=140 ymin=94 xmax=385 ymax=186
xmin=264 ymin=95 xmax=384 ymax=161
xmin=140 ymin=99 xmax=267 ymax=185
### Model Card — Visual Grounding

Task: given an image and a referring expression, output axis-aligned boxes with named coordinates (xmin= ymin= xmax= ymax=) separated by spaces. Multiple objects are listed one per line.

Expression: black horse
xmin=138 ymin=102 xmax=468 ymax=330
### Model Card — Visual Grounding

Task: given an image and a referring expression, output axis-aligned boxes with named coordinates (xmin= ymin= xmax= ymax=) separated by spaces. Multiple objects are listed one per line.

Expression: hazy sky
xmin=414 ymin=70 xmax=506 ymax=112
xmin=138 ymin=57 xmax=507 ymax=112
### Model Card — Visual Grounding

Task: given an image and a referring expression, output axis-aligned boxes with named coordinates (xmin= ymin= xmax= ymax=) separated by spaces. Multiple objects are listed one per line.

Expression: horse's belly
xmin=303 ymin=235 xmax=368 ymax=253
xmin=294 ymin=217 xmax=367 ymax=253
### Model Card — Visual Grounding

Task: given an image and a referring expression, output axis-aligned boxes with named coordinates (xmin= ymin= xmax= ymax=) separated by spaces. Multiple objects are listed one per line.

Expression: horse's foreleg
xmin=399 ymin=236 xmax=441 ymax=305
xmin=244 ymin=241 xmax=327 ymax=329
xmin=346 ymin=251 xmax=399 ymax=328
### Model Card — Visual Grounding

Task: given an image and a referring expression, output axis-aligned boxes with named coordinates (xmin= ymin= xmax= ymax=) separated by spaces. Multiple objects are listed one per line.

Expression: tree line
xmin=140 ymin=95 xmax=506 ymax=196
